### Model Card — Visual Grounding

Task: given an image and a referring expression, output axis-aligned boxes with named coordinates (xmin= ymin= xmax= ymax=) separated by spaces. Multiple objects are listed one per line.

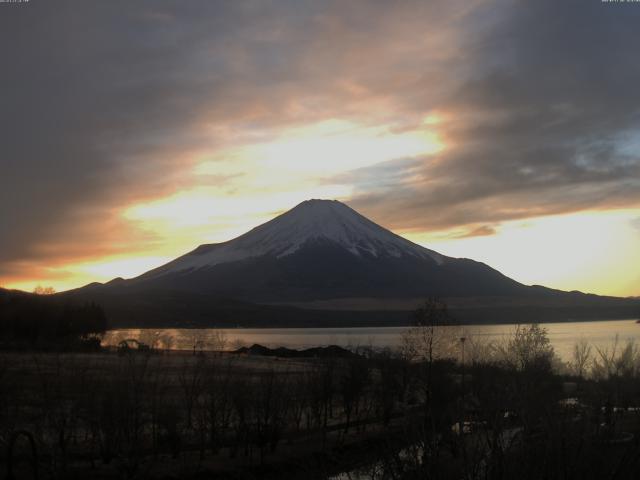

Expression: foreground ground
xmin=4 ymin=331 xmax=640 ymax=479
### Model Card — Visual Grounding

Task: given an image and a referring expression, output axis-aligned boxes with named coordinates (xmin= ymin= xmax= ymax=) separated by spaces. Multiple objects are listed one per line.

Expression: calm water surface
xmin=104 ymin=319 xmax=640 ymax=362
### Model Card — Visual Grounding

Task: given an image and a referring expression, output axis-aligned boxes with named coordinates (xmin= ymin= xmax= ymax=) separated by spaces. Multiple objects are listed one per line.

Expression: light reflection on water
xmin=103 ymin=319 xmax=640 ymax=362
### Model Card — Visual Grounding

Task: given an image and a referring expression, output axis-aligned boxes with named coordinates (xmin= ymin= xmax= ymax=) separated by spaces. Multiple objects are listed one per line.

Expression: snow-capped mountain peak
xmin=143 ymin=199 xmax=445 ymax=278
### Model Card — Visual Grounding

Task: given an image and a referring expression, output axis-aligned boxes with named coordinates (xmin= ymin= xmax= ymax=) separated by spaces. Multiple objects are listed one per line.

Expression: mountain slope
xmin=124 ymin=199 xmax=527 ymax=301
xmin=65 ymin=199 xmax=639 ymax=326
xmin=140 ymin=199 xmax=445 ymax=279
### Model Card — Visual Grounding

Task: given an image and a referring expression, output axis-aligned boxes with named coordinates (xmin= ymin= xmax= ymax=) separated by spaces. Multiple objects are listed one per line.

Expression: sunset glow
xmin=6 ymin=204 xmax=640 ymax=298
xmin=406 ymin=209 xmax=640 ymax=297
xmin=1 ymin=1 xmax=639 ymax=298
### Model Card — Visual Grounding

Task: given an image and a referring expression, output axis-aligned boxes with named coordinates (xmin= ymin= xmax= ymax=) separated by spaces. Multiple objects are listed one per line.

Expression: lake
xmin=103 ymin=318 xmax=640 ymax=363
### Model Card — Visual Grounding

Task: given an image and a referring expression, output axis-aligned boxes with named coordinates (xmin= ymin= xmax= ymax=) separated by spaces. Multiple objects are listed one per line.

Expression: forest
xmin=0 ymin=288 xmax=108 ymax=350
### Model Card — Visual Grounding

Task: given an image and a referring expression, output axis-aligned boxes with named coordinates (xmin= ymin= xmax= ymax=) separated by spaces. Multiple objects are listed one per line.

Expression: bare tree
xmin=495 ymin=324 xmax=555 ymax=372
xmin=178 ymin=356 xmax=206 ymax=430
xmin=399 ymin=298 xmax=459 ymax=477
xmin=159 ymin=333 xmax=174 ymax=351
xmin=307 ymin=360 xmax=336 ymax=450
xmin=339 ymin=357 xmax=370 ymax=433
xmin=569 ymin=337 xmax=592 ymax=378
xmin=209 ymin=330 xmax=228 ymax=354
xmin=33 ymin=285 xmax=56 ymax=295
xmin=401 ymin=297 xmax=458 ymax=363
xmin=204 ymin=357 xmax=235 ymax=454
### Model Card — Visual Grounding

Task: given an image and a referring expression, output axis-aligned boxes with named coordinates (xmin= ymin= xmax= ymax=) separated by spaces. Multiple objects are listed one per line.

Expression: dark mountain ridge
xmin=61 ymin=200 xmax=640 ymax=327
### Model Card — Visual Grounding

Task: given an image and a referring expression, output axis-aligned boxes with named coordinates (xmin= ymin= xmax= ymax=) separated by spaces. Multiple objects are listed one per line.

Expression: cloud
xmin=1 ymin=0 xmax=640 ymax=285
xmin=0 ymin=1 xmax=329 ymax=270
xmin=0 ymin=0 xmax=475 ymax=279
xmin=348 ymin=0 xmax=640 ymax=231
xmin=455 ymin=225 xmax=497 ymax=239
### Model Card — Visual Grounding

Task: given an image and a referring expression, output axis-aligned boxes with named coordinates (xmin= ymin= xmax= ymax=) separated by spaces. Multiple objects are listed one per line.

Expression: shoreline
xmin=106 ymin=316 xmax=639 ymax=331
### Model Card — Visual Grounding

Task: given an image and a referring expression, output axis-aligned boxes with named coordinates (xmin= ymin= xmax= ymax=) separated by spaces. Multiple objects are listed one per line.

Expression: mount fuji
xmin=144 ymin=199 xmax=446 ymax=276
xmin=67 ymin=199 xmax=639 ymax=326
xmin=121 ymin=199 xmax=526 ymax=300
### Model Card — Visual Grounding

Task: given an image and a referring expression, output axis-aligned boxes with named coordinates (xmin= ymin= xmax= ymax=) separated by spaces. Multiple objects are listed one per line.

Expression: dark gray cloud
xmin=0 ymin=0 xmax=472 ymax=278
xmin=350 ymin=0 xmax=640 ymax=231
xmin=1 ymin=0 xmax=327 ymax=272
xmin=1 ymin=0 xmax=639 ymax=282
xmin=1 ymin=1 xmax=221 ymax=267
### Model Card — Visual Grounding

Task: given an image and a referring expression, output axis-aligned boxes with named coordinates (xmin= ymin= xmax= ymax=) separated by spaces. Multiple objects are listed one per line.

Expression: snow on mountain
xmin=144 ymin=199 xmax=445 ymax=278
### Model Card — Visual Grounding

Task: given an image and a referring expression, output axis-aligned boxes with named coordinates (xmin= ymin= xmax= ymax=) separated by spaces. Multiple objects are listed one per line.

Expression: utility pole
xmin=460 ymin=336 xmax=466 ymax=395
xmin=460 ymin=336 xmax=466 ymax=429
xmin=459 ymin=335 xmax=468 ymax=475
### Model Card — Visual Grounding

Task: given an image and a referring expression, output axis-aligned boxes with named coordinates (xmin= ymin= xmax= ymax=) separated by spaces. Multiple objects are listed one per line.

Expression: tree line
xmin=0 ymin=288 xmax=108 ymax=349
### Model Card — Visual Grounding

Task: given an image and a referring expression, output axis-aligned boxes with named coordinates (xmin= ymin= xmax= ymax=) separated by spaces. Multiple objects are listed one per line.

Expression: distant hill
xmin=0 ymin=287 xmax=107 ymax=348
xmin=62 ymin=200 xmax=640 ymax=327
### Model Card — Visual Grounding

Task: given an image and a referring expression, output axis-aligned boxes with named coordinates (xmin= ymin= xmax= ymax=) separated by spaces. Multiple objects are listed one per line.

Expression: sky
xmin=1 ymin=0 xmax=639 ymax=297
